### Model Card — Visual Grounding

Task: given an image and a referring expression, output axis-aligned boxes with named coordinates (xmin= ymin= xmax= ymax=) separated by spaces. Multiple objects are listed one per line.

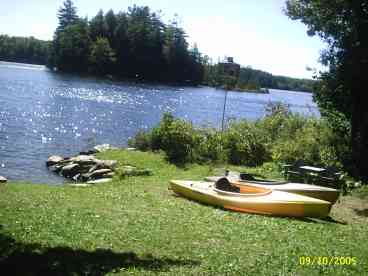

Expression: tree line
xmin=47 ymin=0 xmax=204 ymax=84
xmin=202 ymin=62 xmax=316 ymax=92
xmin=0 ymin=35 xmax=50 ymax=65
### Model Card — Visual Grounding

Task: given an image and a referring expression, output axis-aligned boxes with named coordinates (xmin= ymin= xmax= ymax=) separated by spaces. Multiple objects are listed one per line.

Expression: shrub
xmin=271 ymin=118 xmax=341 ymax=168
xmin=196 ymin=129 xmax=226 ymax=163
xmin=149 ymin=113 xmax=199 ymax=163
xmin=128 ymin=111 xmax=347 ymax=172
xmin=128 ymin=130 xmax=152 ymax=151
xmin=223 ymin=121 xmax=270 ymax=166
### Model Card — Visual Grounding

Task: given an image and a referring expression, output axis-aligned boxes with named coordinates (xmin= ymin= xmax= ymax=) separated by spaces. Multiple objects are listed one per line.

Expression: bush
xmin=271 ymin=118 xmax=341 ymax=168
xmin=223 ymin=120 xmax=270 ymax=166
xmin=128 ymin=110 xmax=347 ymax=171
xmin=146 ymin=113 xmax=199 ymax=164
xmin=128 ymin=130 xmax=152 ymax=151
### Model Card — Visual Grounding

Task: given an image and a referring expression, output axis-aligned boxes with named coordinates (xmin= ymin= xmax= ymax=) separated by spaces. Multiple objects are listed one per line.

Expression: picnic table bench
xmin=282 ymin=162 xmax=343 ymax=189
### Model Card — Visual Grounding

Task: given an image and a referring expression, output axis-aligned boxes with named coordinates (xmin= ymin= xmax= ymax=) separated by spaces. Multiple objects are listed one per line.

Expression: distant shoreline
xmin=0 ymin=60 xmax=314 ymax=93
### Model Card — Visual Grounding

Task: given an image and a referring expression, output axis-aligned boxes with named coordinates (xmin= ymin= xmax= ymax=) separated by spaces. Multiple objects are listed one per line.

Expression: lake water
xmin=0 ymin=61 xmax=319 ymax=184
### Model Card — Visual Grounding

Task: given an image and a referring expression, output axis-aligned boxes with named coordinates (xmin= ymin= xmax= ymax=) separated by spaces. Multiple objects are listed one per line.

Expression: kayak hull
xmin=170 ymin=180 xmax=331 ymax=218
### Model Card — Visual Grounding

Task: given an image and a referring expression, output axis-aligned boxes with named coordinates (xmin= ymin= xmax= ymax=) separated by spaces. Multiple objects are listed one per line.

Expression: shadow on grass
xmin=353 ymin=208 xmax=368 ymax=217
xmin=0 ymin=226 xmax=200 ymax=276
xmin=280 ymin=216 xmax=346 ymax=225
xmin=311 ymin=216 xmax=347 ymax=225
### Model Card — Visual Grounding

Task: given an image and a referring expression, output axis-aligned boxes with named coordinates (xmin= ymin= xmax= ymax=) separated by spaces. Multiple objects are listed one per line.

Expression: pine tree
xmin=105 ymin=9 xmax=118 ymax=47
xmin=57 ymin=0 xmax=78 ymax=33
xmin=89 ymin=37 xmax=116 ymax=75
xmin=89 ymin=10 xmax=108 ymax=41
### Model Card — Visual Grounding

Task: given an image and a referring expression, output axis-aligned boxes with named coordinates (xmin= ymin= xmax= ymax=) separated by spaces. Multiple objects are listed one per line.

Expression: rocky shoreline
xmin=46 ymin=144 xmax=120 ymax=184
xmin=1 ymin=144 xmax=148 ymax=185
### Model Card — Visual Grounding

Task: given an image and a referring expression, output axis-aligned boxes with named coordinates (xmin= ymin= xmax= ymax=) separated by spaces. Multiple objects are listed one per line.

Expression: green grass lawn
xmin=1 ymin=150 xmax=367 ymax=275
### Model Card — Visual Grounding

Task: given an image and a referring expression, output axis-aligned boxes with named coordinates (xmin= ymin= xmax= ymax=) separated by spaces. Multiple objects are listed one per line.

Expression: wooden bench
xmin=283 ymin=163 xmax=342 ymax=189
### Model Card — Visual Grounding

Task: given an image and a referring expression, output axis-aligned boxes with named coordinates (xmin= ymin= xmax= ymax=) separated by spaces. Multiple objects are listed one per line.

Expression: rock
xmin=104 ymin=172 xmax=115 ymax=178
xmin=95 ymin=160 xmax=118 ymax=169
xmin=48 ymin=164 xmax=65 ymax=173
xmin=47 ymin=152 xmax=119 ymax=183
xmin=69 ymin=155 xmax=98 ymax=165
xmin=78 ymin=164 xmax=94 ymax=174
xmin=61 ymin=163 xmax=80 ymax=178
xmin=125 ymin=147 xmax=136 ymax=151
xmin=87 ymin=178 xmax=113 ymax=184
xmin=88 ymin=169 xmax=113 ymax=180
xmin=72 ymin=173 xmax=81 ymax=181
xmin=88 ymin=165 xmax=99 ymax=173
xmin=0 ymin=176 xmax=7 ymax=183
xmin=80 ymin=173 xmax=91 ymax=182
xmin=93 ymin=144 xmax=118 ymax=153
xmin=46 ymin=155 xmax=64 ymax=167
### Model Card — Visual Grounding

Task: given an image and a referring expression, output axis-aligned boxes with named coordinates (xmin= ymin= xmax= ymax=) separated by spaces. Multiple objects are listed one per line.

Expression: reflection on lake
xmin=0 ymin=61 xmax=319 ymax=184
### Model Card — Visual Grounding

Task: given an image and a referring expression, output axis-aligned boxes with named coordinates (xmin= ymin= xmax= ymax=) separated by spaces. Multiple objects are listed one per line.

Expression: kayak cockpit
xmin=214 ymin=177 xmax=272 ymax=197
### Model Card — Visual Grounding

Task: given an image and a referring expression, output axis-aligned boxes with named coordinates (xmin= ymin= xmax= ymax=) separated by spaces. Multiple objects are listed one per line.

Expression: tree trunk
xmin=350 ymin=2 xmax=368 ymax=180
xmin=351 ymin=92 xmax=368 ymax=181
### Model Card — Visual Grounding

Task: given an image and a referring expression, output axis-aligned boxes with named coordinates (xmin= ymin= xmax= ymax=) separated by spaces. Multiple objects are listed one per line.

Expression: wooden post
xmin=221 ymin=89 xmax=228 ymax=132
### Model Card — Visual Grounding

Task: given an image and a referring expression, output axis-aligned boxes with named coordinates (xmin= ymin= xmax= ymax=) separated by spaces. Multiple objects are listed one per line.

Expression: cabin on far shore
xmin=218 ymin=57 xmax=240 ymax=79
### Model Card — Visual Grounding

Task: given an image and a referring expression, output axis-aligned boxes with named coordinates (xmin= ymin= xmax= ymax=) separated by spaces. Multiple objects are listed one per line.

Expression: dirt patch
xmin=330 ymin=194 xmax=368 ymax=223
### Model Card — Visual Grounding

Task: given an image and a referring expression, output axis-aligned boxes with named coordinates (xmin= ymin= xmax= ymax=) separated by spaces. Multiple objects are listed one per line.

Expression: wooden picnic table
xmin=299 ymin=166 xmax=326 ymax=174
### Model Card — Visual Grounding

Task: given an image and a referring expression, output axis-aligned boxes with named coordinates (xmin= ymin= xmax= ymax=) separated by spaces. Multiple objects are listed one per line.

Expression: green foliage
xmin=0 ymin=35 xmax=50 ymax=65
xmin=89 ymin=10 xmax=108 ymax=41
xmin=57 ymin=0 xmax=78 ymax=33
xmin=285 ymin=0 xmax=368 ymax=180
xmin=128 ymin=130 xmax=152 ymax=151
xmin=149 ymin=113 xmax=198 ymax=164
xmin=129 ymin=113 xmax=269 ymax=166
xmin=196 ymin=129 xmax=225 ymax=163
xmin=88 ymin=37 xmax=116 ymax=75
xmin=203 ymin=63 xmax=316 ymax=92
xmin=55 ymin=20 xmax=90 ymax=72
xmin=129 ymin=105 xmax=349 ymax=172
xmin=222 ymin=121 xmax=269 ymax=166
xmin=46 ymin=1 xmax=205 ymax=83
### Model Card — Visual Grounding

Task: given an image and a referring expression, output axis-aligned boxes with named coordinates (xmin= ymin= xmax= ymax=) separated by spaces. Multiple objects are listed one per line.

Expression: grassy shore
xmin=1 ymin=149 xmax=367 ymax=275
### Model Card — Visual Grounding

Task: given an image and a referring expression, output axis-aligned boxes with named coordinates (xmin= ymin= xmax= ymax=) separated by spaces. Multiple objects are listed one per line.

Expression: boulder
xmin=87 ymin=178 xmax=113 ymax=184
xmin=88 ymin=169 xmax=113 ymax=179
xmin=46 ymin=155 xmax=64 ymax=167
xmin=47 ymin=152 xmax=119 ymax=183
xmin=61 ymin=163 xmax=80 ymax=178
xmin=72 ymin=173 xmax=81 ymax=181
xmin=0 ymin=176 xmax=7 ymax=183
xmin=88 ymin=165 xmax=99 ymax=173
xmin=95 ymin=160 xmax=118 ymax=169
xmin=104 ymin=172 xmax=115 ymax=178
xmin=69 ymin=155 xmax=98 ymax=165
xmin=49 ymin=164 xmax=67 ymax=173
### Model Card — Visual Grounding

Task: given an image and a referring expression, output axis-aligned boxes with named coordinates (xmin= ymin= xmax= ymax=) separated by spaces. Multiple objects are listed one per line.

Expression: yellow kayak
xmin=205 ymin=176 xmax=340 ymax=204
xmin=170 ymin=180 xmax=332 ymax=218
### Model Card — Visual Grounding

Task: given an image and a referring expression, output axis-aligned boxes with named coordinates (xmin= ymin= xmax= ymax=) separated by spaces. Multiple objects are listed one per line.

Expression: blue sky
xmin=0 ymin=0 xmax=326 ymax=78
